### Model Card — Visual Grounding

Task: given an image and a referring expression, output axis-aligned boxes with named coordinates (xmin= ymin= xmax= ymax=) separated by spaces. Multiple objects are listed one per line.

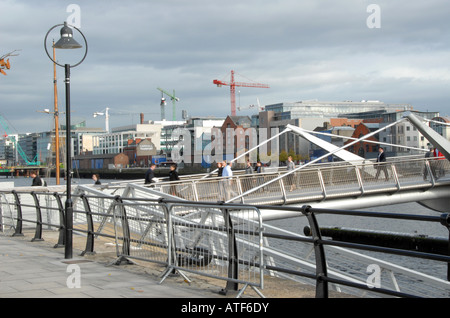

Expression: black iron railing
xmin=1 ymin=189 xmax=449 ymax=298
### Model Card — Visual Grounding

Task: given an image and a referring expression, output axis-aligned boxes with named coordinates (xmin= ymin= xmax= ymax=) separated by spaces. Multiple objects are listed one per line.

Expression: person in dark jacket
xmin=144 ymin=164 xmax=157 ymax=184
xmin=168 ymin=164 xmax=180 ymax=196
xmin=375 ymin=147 xmax=389 ymax=181
xmin=217 ymin=162 xmax=223 ymax=177
xmin=169 ymin=164 xmax=180 ymax=181
xmin=92 ymin=174 xmax=101 ymax=185
xmin=30 ymin=171 xmax=43 ymax=186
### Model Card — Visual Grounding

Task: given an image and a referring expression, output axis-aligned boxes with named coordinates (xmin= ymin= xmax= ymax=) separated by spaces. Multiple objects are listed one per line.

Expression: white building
xmin=379 ymin=110 xmax=439 ymax=154
xmin=92 ymin=123 xmax=163 ymax=155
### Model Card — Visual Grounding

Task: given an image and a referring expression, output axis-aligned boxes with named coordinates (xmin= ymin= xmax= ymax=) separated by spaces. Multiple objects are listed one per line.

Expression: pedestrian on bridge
xmin=286 ymin=156 xmax=296 ymax=192
xmin=168 ymin=164 xmax=180 ymax=196
xmin=243 ymin=160 xmax=254 ymax=193
xmin=375 ymin=147 xmax=389 ymax=181
xmin=217 ymin=162 xmax=223 ymax=177
xmin=423 ymin=148 xmax=436 ymax=180
xmin=221 ymin=161 xmax=237 ymax=201
xmin=433 ymin=147 xmax=446 ymax=179
xmin=92 ymin=174 xmax=101 ymax=185
xmin=144 ymin=164 xmax=157 ymax=185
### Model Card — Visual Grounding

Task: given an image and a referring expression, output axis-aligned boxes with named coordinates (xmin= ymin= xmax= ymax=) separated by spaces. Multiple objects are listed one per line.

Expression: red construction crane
xmin=0 ymin=50 xmax=20 ymax=76
xmin=213 ymin=70 xmax=269 ymax=116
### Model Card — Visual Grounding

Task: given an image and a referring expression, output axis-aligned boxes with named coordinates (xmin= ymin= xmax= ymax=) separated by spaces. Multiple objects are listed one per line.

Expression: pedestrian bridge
xmin=142 ymin=155 xmax=450 ymax=216
xmin=104 ymin=112 xmax=450 ymax=217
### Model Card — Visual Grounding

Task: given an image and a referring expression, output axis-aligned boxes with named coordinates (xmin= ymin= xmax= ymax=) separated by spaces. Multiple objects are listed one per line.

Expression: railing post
xmin=112 ymin=196 xmax=133 ymax=265
xmin=11 ymin=191 xmax=23 ymax=237
xmin=301 ymin=205 xmax=328 ymax=298
xmin=317 ymin=170 xmax=327 ymax=201
xmin=279 ymin=173 xmax=287 ymax=204
xmin=439 ymin=213 xmax=450 ymax=281
xmin=192 ymin=181 xmax=199 ymax=201
xmin=424 ymin=160 xmax=436 ymax=188
xmin=219 ymin=207 xmax=239 ymax=295
xmin=53 ymin=192 xmax=65 ymax=248
xmin=30 ymin=192 xmax=44 ymax=242
xmin=236 ymin=177 xmax=245 ymax=204
xmin=355 ymin=167 xmax=365 ymax=197
xmin=391 ymin=164 xmax=401 ymax=192
xmin=80 ymin=194 xmax=96 ymax=256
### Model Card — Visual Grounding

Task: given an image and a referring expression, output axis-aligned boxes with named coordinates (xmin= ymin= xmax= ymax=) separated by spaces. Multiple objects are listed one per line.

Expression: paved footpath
xmin=0 ymin=235 xmax=217 ymax=298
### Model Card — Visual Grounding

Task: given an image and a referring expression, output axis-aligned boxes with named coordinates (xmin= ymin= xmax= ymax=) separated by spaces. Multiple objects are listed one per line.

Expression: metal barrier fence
xmin=1 ymin=188 xmax=450 ymax=298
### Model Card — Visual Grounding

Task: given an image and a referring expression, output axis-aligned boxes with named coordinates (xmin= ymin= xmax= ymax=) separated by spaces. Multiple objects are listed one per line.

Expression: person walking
xmin=375 ymin=147 xmax=389 ymax=181
xmin=92 ymin=174 xmax=101 ymax=185
xmin=255 ymin=161 xmax=265 ymax=192
xmin=423 ymin=148 xmax=436 ymax=180
xmin=30 ymin=171 xmax=44 ymax=186
xmin=168 ymin=164 xmax=180 ymax=196
xmin=243 ymin=160 xmax=254 ymax=193
xmin=245 ymin=160 xmax=253 ymax=174
xmin=433 ymin=147 xmax=446 ymax=179
xmin=217 ymin=162 xmax=223 ymax=177
xmin=144 ymin=164 xmax=157 ymax=184
xmin=286 ymin=155 xmax=296 ymax=192
xmin=221 ymin=161 xmax=236 ymax=201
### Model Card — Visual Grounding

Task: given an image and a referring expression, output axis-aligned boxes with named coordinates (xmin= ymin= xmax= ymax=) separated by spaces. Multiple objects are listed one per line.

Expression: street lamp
xmin=44 ymin=21 xmax=88 ymax=259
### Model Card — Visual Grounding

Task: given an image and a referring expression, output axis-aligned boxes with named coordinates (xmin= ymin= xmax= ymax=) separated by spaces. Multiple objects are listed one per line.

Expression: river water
xmin=1 ymin=175 xmax=449 ymax=292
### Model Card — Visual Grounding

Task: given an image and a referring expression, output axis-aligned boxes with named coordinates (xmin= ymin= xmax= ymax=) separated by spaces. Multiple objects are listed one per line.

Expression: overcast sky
xmin=1 ymin=0 xmax=449 ymax=134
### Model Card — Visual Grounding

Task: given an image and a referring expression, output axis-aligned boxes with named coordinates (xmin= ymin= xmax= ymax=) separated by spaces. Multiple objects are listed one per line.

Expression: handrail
xmin=150 ymin=156 xmax=450 ymax=208
xmin=1 ymin=189 xmax=449 ymax=298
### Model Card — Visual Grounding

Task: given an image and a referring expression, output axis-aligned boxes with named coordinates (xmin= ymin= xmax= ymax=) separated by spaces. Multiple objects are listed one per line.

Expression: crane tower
xmin=157 ymin=88 xmax=180 ymax=121
xmin=213 ymin=70 xmax=269 ymax=116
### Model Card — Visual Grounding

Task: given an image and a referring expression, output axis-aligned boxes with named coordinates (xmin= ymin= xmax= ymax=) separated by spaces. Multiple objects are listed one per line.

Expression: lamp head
xmin=53 ymin=22 xmax=82 ymax=49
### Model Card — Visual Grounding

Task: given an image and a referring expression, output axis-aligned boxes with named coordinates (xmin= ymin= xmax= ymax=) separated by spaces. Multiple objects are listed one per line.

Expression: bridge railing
xmin=1 ymin=187 xmax=449 ymax=298
xmin=154 ymin=156 xmax=450 ymax=204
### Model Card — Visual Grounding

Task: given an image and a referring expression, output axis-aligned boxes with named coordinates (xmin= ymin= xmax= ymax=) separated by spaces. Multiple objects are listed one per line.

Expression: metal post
xmin=439 ymin=213 xmax=450 ymax=281
xmin=64 ymin=63 xmax=73 ymax=259
xmin=30 ymin=192 xmax=44 ymax=242
xmin=80 ymin=195 xmax=95 ymax=256
xmin=220 ymin=208 xmax=239 ymax=295
xmin=53 ymin=193 xmax=65 ymax=248
xmin=302 ymin=205 xmax=329 ymax=298
xmin=11 ymin=191 xmax=24 ymax=237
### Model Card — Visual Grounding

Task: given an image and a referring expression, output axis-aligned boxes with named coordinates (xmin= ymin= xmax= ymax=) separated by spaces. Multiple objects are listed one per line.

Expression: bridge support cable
xmin=227 ymin=117 xmax=408 ymax=203
xmin=407 ymin=113 xmax=450 ymax=161
xmin=297 ymin=127 xmax=429 ymax=154
xmin=202 ymin=127 xmax=292 ymax=179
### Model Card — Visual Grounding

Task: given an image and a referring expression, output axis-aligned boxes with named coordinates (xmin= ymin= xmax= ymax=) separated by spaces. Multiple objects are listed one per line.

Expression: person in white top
xmin=221 ymin=161 xmax=236 ymax=200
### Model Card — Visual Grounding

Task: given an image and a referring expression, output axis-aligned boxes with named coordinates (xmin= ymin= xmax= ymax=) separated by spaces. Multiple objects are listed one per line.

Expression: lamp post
xmin=44 ymin=22 xmax=88 ymax=259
